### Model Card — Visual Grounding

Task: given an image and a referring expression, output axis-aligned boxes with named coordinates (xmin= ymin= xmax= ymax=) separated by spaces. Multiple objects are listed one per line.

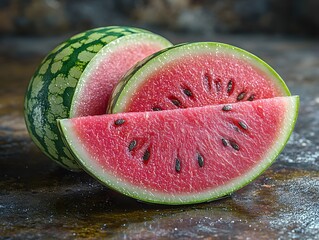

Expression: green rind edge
xmin=24 ymin=26 xmax=171 ymax=171
xmin=58 ymin=96 xmax=299 ymax=205
xmin=109 ymin=42 xmax=291 ymax=113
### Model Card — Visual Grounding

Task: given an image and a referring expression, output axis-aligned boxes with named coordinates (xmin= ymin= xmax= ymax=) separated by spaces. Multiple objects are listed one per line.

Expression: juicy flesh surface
xmin=69 ymin=97 xmax=289 ymax=194
xmin=124 ymin=54 xmax=284 ymax=112
xmin=73 ymin=42 xmax=165 ymax=117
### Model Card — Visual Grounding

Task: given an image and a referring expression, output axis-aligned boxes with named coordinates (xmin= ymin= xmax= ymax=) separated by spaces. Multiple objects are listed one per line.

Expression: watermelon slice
xmin=58 ymin=96 xmax=299 ymax=205
xmin=109 ymin=42 xmax=290 ymax=113
xmin=24 ymin=26 xmax=172 ymax=170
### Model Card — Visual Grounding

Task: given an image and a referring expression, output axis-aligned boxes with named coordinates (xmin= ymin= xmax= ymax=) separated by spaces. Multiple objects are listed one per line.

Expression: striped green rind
xmin=24 ymin=26 xmax=171 ymax=171
xmin=109 ymin=42 xmax=291 ymax=113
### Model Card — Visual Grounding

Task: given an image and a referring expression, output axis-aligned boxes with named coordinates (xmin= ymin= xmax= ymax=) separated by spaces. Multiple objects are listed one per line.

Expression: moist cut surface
xmin=59 ymin=96 xmax=299 ymax=204
xmin=71 ymin=35 xmax=172 ymax=117
xmin=110 ymin=43 xmax=290 ymax=113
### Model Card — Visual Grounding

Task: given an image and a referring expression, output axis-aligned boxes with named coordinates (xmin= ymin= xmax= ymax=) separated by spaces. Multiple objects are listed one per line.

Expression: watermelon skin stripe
xmin=24 ymin=26 xmax=172 ymax=170
xmin=58 ymin=96 xmax=299 ymax=205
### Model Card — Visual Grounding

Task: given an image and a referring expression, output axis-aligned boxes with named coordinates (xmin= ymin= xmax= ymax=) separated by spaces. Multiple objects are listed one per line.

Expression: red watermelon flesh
xmin=127 ymin=55 xmax=281 ymax=111
xmin=109 ymin=43 xmax=290 ymax=114
xmin=71 ymin=39 xmax=172 ymax=117
xmin=58 ymin=96 xmax=299 ymax=204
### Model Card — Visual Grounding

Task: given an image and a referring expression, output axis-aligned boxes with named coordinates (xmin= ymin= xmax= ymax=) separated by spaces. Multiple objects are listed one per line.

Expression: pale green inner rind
xmin=70 ymin=33 xmax=172 ymax=117
xmin=111 ymin=42 xmax=291 ymax=113
xmin=59 ymin=96 xmax=299 ymax=205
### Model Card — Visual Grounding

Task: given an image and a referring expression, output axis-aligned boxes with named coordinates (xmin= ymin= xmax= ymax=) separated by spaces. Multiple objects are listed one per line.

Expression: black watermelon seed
xmin=197 ymin=153 xmax=204 ymax=167
xmin=248 ymin=94 xmax=255 ymax=101
xmin=222 ymin=138 xmax=228 ymax=146
xmin=171 ymin=98 xmax=182 ymax=107
xmin=229 ymin=141 xmax=240 ymax=151
xmin=238 ymin=121 xmax=248 ymax=130
xmin=237 ymin=92 xmax=246 ymax=101
xmin=114 ymin=119 xmax=125 ymax=126
xmin=183 ymin=88 xmax=193 ymax=97
xmin=143 ymin=149 xmax=150 ymax=161
xmin=227 ymin=80 xmax=234 ymax=94
xmin=175 ymin=158 xmax=181 ymax=172
xmin=152 ymin=106 xmax=162 ymax=111
xmin=128 ymin=140 xmax=137 ymax=151
xmin=222 ymin=105 xmax=232 ymax=111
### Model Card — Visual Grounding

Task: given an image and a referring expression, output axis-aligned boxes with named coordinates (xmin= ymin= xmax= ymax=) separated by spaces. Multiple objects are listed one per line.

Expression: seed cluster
xmin=221 ymin=138 xmax=240 ymax=151
xmin=222 ymin=105 xmax=249 ymax=132
xmin=172 ymin=152 xmax=206 ymax=173
xmin=150 ymin=72 xmax=257 ymax=112
xmin=127 ymin=138 xmax=152 ymax=162
xmin=120 ymin=74 xmax=255 ymax=175
xmin=220 ymin=104 xmax=248 ymax=151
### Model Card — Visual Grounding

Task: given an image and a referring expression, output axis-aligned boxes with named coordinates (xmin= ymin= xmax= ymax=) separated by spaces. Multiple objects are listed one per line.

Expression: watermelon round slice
xmin=109 ymin=42 xmax=290 ymax=113
xmin=58 ymin=96 xmax=299 ymax=205
xmin=24 ymin=26 xmax=172 ymax=170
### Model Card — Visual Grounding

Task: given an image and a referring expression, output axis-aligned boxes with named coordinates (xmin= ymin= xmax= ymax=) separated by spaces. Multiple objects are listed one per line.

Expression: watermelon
xmin=24 ymin=26 xmax=172 ymax=170
xmin=58 ymin=96 xmax=299 ymax=205
xmin=109 ymin=42 xmax=290 ymax=113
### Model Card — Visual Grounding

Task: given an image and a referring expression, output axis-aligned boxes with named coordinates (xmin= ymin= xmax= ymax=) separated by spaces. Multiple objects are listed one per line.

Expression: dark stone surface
xmin=0 ymin=34 xmax=319 ymax=239
xmin=1 ymin=0 xmax=319 ymax=37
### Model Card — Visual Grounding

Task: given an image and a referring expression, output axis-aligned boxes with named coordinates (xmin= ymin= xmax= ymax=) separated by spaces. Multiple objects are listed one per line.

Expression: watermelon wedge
xmin=109 ymin=42 xmax=290 ymax=113
xmin=24 ymin=26 xmax=172 ymax=170
xmin=58 ymin=96 xmax=299 ymax=205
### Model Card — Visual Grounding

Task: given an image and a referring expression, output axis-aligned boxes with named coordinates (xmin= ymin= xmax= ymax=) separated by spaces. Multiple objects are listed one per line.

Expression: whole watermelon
xmin=24 ymin=26 xmax=172 ymax=171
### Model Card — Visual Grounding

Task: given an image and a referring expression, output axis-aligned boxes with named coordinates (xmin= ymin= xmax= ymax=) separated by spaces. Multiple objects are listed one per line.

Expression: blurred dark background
xmin=1 ymin=0 xmax=318 ymax=59
xmin=1 ymin=0 xmax=319 ymax=38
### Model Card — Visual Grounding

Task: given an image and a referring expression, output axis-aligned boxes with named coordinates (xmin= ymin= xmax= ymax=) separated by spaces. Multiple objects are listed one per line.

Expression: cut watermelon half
xmin=70 ymin=32 xmax=172 ymax=117
xmin=109 ymin=42 xmax=290 ymax=113
xmin=58 ymin=96 xmax=299 ymax=205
